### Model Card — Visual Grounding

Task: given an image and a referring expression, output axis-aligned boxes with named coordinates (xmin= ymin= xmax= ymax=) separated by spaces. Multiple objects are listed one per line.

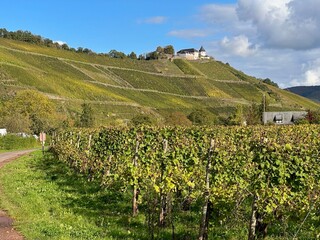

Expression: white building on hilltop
xmin=176 ymin=46 xmax=210 ymax=60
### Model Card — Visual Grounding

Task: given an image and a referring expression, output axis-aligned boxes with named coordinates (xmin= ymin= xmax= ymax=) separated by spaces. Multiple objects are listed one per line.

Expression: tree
xmin=245 ymin=103 xmax=262 ymax=125
xmin=156 ymin=46 xmax=164 ymax=53
xmin=0 ymin=90 xmax=59 ymax=134
xmin=108 ymin=49 xmax=127 ymax=59
xmin=229 ymin=105 xmax=246 ymax=125
xmin=0 ymin=112 xmax=32 ymax=133
xmin=146 ymin=51 xmax=159 ymax=60
xmin=262 ymin=78 xmax=279 ymax=88
xmin=165 ymin=112 xmax=192 ymax=126
xmin=187 ymin=109 xmax=211 ymax=125
xmin=138 ymin=54 xmax=145 ymax=60
xmin=128 ymin=51 xmax=137 ymax=59
xmin=78 ymin=103 xmax=95 ymax=128
xmin=163 ymin=45 xmax=174 ymax=55
xmin=61 ymin=43 xmax=70 ymax=50
xmin=305 ymin=109 xmax=320 ymax=124
xmin=77 ymin=47 xmax=84 ymax=53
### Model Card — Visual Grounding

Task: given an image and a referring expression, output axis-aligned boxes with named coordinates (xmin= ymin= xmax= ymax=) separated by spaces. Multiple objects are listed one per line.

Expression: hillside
xmin=286 ymin=86 xmax=320 ymax=102
xmin=0 ymin=37 xmax=319 ymax=125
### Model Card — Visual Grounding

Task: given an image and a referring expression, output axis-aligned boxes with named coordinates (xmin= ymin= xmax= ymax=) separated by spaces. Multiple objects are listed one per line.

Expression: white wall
xmin=0 ymin=128 xmax=7 ymax=136
xmin=177 ymin=52 xmax=199 ymax=60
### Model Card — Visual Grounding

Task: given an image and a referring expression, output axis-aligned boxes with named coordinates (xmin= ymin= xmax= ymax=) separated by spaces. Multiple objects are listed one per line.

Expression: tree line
xmin=0 ymin=28 xmax=174 ymax=61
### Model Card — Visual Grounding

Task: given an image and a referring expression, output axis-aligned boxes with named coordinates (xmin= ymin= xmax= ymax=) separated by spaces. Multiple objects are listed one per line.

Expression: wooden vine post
xmin=248 ymin=195 xmax=258 ymax=240
xmin=132 ymin=140 xmax=139 ymax=216
xmin=159 ymin=139 xmax=168 ymax=227
xmin=87 ymin=134 xmax=92 ymax=154
xmin=76 ymin=132 xmax=81 ymax=149
xmin=199 ymin=138 xmax=214 ymax=240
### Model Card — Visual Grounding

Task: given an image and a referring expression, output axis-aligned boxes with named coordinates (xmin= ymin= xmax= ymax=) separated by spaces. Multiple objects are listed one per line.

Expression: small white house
xmin=0 ymin=128 xmax=7 ymax=136
xmin=176 ymin=46 xmax=210 ymax=60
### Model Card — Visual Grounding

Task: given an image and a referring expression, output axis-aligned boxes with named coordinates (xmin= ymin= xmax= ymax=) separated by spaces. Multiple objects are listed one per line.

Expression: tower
xmin=199 ymin=46 xmax=206 ymax=58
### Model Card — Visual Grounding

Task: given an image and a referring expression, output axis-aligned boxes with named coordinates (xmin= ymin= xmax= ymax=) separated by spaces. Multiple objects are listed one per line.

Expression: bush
xmin=0 ymin=134 xmax=39 ymax=150
xmin=187 ymin=109 xmax=211 ymax=125
xmin=131 ymin=114 xmax=153 ymax=126
xmin=165 ymin=112 xmax=192 ymax=126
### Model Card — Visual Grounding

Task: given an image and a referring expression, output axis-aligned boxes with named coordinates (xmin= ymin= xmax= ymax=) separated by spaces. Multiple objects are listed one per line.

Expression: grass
xmin=0 ymin=135 xmax=40 ymax=151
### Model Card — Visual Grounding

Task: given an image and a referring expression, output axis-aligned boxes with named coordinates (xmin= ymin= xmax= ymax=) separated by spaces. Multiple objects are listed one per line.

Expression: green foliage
xmin=147 ymin=45 xmax=175 ymax=60
xmin=165 ymin=111 xmax=192 ymax=126
xmin=0 ymin=134 xmax=39 ymax=150
xmin=163 ymin=45 xmax=175 ymax=55
xmin=108 ymin=49 xmax=127 ymax=59
xmin=245 ymin=103 xmax=262 ymax=125
xmin=187 ymin=109 xmax=211 ymax=125
xmin=78 ymin=103 xmax=95 ymax=128
xmin=131 ymin=114 xmax=153 ymax=126
xmin=0 ymin=90 xmax=60 ymax=134
xmin=229 ymin=104 xmax=246 ymax=125
xmin=128 ymin=51 xmax=137 ymax=59
xmin=305 ymin=109 xmax=320 ymax=124
xmin=51 ymin=125 xmax=320 ymax=239
xmin=262 ymin=78 xmax=279 ymax=88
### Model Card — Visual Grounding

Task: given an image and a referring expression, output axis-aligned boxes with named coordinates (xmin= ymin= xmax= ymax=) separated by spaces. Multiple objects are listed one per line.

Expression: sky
xmin=1 ymin=0 xmax=320 ymax=88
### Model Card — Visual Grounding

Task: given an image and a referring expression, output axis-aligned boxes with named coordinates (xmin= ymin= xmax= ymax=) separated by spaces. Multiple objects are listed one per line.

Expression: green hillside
xmin=0 ymin=38 xmax=319 ymax=126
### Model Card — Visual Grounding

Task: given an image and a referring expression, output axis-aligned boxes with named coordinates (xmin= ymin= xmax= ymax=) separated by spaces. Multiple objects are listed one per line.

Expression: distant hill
xmin=0 ymin=37 xmax=319 ymax=126
xmin=286 ymin=86 xmax=320 ymax=102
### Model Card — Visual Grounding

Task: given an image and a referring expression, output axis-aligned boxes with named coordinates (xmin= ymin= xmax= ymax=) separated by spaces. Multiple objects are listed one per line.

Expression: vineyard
xmin=51 ymin=125 xmax=320 ymax=239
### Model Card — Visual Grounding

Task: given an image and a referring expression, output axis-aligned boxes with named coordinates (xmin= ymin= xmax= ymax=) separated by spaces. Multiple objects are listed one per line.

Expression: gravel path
xmin=0 ymin=149 xmax=37 ymax=240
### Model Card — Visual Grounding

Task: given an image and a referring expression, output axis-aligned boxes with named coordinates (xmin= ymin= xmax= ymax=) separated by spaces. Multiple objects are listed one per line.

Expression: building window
xmin=274 ymin=114 xmax=283 ymax=124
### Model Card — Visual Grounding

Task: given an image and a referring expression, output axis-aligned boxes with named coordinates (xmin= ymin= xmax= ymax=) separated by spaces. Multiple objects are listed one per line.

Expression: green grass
xmin=0 ymin=135 xmax=40 ymax=150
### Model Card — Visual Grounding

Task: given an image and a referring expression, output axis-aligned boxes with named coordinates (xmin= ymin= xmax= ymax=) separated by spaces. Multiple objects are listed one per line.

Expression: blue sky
xmin=2 ymin=0 xmax=320 ymax=88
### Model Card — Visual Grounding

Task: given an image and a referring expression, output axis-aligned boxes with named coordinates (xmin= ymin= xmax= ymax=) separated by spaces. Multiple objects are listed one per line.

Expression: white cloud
xmin=198 ymin=3 xmax=254 ymax=35
xmin=168 ymin=29 xmax=208 ymax=39
xmin=220 ymin=35 xmax=257 ymax=57
xmin=139 ymin=16 xmax=167 ymax=24
xmin=236 ymin=0 xmax=320 ymax=50
xmin=291 ymin=59 xmax=320 ymax=86
xmin=53 ymin=40 xmax=67 ymax=46
xmin=199 ymin=4 xmax=238 ymax=24
xmin=167 ymin=0 xmax=320 ymax=87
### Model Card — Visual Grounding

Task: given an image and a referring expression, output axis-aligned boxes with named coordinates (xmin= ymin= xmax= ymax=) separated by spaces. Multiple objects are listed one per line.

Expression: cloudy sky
xmin=1 ymin=0 xmax=320 ymax=88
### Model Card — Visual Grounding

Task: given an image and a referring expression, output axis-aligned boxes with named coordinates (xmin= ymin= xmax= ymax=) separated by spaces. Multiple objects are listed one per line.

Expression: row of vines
xmin=51 ymin=125 xmax=320 ymax=239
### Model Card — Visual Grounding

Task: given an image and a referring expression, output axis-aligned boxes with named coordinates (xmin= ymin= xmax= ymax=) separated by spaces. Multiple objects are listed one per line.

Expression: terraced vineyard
xmin=0 ymin=38 xmax=319 ymax=125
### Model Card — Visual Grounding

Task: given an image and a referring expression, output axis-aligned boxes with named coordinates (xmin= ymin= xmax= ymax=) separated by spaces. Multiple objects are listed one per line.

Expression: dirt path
xmin=0 ymin=149 xmax=36 ymax=240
